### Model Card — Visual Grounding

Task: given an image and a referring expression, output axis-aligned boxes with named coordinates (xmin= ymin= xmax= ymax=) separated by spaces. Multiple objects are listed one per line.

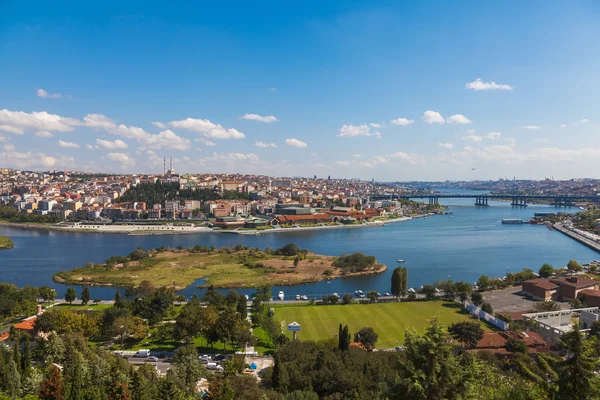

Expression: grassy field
xmin=52 ymin=303 xmax=114 ymax=311
xmin=0 ymin=236 xmax=14 ymax=250
xmin=54 ymin=248 xmax=383 ymax=289
xmin=275 ymin=301 xmax=490 ymax=348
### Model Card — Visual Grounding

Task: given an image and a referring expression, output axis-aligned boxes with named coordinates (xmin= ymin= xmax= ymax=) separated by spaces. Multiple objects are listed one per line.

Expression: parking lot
xmin=482 ymin=286 xmax=570 ymax=313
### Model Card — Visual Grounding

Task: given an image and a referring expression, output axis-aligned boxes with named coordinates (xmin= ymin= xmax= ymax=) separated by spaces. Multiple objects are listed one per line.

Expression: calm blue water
xmin=0 ymin=192 xmax=598 ymax=299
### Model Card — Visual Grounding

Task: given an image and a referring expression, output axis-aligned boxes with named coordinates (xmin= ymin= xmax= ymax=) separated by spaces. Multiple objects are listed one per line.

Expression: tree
xmin=114 ymin=290 xmax=125 ymax=308
xmin=505 ymin=335 xmax=528 ymax=354
xmin=215 ymin=308 xmax=239 ymax=350
xmin=539 ymin=264 xmax=554 ymax=278
xmin=293 ymin=256 xmax=300 ymax=268
xmin=367 ymin=290 xmax=378 ymax=303
xmin=590 ymin=320 xmax=600 ymax=339
xmin=481 ymin=302 xmax=494 ymax=315
xmin=338 ymin=324 xmax=351 ymax=351
xmin=448 ymin=321 xmax=484 ymax=348
xmin=391 ymin=267 xmax=401 ymax=299
xmin=471 ymin=292 xmax=483 ymax=306
xmin=566 ymin=260 xmax=583 ymax=273
xmin=341 ymin=293 xmax=353 ymax=304
xmin=171 ymin=344 xmax=206 ymax=397
xmin=478 ymin=275 xmax=491 ymax=292
xmin=354 ymin=327 xmax=379 ymax=350
xmin=392 ymin=319 xmax=478 ymax=400
xmin=81 ymin=286 xmax=90 ymax=305
xmin=534 ymin=301 xmax=561 ymax=312
xmin=557 ymin=327 xmax=600 ymax=400
xmin=455 ymin=281 xmax=472 ymax=302
xmin=39 ymin=365 xmax=63 ymax=400
xmin=39 ymin=286 xmax=56 ymax=303
xmin=421 ymin=284 xmax=436 ymax=300
xmin=64 ymin=287 xmax=77 ymax=304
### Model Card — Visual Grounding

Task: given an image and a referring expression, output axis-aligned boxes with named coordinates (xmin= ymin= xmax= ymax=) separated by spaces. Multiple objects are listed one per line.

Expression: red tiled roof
xmin=0 ymin=333 xmax=9 ymax=342
xmin=14 ymin=317 xmax=37 ymax=331
xmin=523 ymin=278 xmax=559 ymax=290
xmin=578 ymin=289 xmax=600 ymax=298
xmin=476 ymin=332 xmax=507 ymax=349
xmin=276 ymin=213 xmax=331 ymax=222
xmin=550 ymin=276 xmax=598 ymax=289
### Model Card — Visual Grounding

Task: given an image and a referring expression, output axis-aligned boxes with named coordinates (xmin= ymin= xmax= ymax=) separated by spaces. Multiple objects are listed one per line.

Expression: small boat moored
xmin=277 ymin=291 xmax=285 ymax=300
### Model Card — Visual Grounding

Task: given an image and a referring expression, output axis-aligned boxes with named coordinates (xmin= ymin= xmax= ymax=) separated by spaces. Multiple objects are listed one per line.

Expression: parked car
xmin=146 ymin=356 xmax=158 ymax=362
xmin=206 ymin=362 xmax=224 ymax=371
xmin=199 ymin=354 xmax=212 ymax=363
xmin=212 ymin=354 xmax=226 ymax=362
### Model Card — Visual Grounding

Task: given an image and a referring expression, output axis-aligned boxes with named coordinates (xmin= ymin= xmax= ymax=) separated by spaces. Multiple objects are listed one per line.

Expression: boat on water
xmin=397 ymin=259 xmax=405 ymax=263
xmin=502 ymin=218 xmax=525 ymax=224
xmin=277 ymin=291 xmax=285 ymax=300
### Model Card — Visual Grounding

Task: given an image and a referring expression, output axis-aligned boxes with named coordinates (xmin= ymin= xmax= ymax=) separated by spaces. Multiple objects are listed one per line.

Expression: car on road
xmin=146 ymin=356 xmax=159 ymax=362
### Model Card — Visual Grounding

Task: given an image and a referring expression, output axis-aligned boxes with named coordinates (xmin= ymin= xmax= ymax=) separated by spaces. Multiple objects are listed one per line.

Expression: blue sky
xmin=1 ymin=1 xmax=599 ymax=180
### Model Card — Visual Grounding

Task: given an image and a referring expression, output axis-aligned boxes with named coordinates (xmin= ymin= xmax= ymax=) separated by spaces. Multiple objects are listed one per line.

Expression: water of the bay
xmin=1 ymin=192 xmax=598 ymax=299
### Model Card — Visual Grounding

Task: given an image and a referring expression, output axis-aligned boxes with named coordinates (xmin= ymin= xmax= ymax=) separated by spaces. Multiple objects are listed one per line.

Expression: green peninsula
xmin=53 ymin=244 xmax=386 ymax=289
xmin=0 ymin=236 xmax=14 ymax=250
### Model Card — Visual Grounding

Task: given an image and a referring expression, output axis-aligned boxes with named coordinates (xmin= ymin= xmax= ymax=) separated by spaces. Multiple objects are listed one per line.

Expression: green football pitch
xmin=275 ymin=301 xmax=489 ymax=348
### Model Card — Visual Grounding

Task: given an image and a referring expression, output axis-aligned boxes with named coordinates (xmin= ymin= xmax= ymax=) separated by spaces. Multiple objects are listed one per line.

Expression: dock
xmin=553 ymin=224 xmax=600 ymax=253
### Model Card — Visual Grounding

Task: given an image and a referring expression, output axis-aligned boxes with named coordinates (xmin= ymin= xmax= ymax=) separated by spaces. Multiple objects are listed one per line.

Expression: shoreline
xmin=0 ymin=214 xmax=428 ymax=236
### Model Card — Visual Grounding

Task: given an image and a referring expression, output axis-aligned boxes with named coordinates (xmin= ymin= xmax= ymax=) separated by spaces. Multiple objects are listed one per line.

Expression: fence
xmin=465 ymin=302 xmax=509 ymax=331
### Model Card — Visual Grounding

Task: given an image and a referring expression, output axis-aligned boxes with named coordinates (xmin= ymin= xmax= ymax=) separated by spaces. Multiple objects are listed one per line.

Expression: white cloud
xmin=286 ymin=138 xmax=307 ymax=148
xmin=36 ymin=88 xmax=63 ymax=98
xmin=446 ymin=114 xmax=472 ymax=125
xmin=151 ymin=121 xmax=167 ymax=129
xmin=422 ymin=111 xmax=445 ymax=124
xmin=581 ymin=118 xmax=590 ymax=123
xmin=485 ymin=132 xmax=501 ymax=140
xmin=505 ymin=138 xmax=517 ymax=146
xmin=465 ymin=78 xmax=513 ymax=91
xmin=86 ymin=144 xmax=95 ymax=151
xmin=462 ymin=135 xmax=484 ymax=144
xmin=0 ymin=109 xmax=79 ymax=133
xmin=205 ymin=152 xmax=261 ymax=162
xmin=35 ymin=131 xmax=53 ymax=138
xmin=241 ymin=113 xmax=278 ymax=123
xmin=144 ymin=130 xmax=191 ymax=150
xmin=370 ymin=123 xmax=386 ymax=128
xmin=83 ymin=114 xmax=191 ymax=150
xmin=58 ymin=140 xmax=80 ymax=149
xmin=438 ymin=143 xmax=454 ymax=149
xmin=336 ymin=161 xmax=351 ymax=166
xmin=0 ymin=135 xmax=7 ymax=142
xmin=168 ymin=117 xmax=245 ymax=139
xmin=338 ymin=124 xmax=372 ymax=137
xmin=107 ymin=152 xmax=135 ymax=167
xmin=352 ymin=154 xmax=361 ymax=158
xmin=560 ymin=124 xmax=567 ymax=128
xmin=96 ymin=138 xmax=128 ymax=149
xmin=255 ymin=141 xmax=278 ymax=148
xmin=390 ymin=118 xmax=414 ymax=126
xmin=363 ymin=151 xmax=424 ymax=168
xmin=523 ymin=125 xmax=541 ymax=130
xmin=38 ymin=154 xmax=59 ymax=167
xmin=268 ymin=88 xmax=278 ymax=92
xmin=466 ymin=129 xmax=475 ymax=134
xmin=0 ymin=124 xmax=24 ymax=134
xmin=4 ymin=144 xmax=15 ymax=151
xmin=195 ymin=138 xmax=216 ymax=147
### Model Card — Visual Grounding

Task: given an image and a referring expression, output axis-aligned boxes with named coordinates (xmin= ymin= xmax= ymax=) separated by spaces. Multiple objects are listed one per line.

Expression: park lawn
xmin=53 ymin=303 xmax=113 ymax=311
xmin=0 ymin=236 xmax=14 ymax=250
xmin=274 ymin=301 xmax=491 ymax=348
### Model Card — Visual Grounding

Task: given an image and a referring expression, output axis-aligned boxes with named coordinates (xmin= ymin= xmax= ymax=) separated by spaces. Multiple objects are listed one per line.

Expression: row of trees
xmin=0 ymin=206 xmax=60 ymax=224
xmin=119 ymin=181 xmax=249 ymax=208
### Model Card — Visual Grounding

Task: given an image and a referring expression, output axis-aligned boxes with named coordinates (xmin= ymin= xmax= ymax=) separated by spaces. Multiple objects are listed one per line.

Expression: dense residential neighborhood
xmin=0 ymin=168 xmax=440 ymax=229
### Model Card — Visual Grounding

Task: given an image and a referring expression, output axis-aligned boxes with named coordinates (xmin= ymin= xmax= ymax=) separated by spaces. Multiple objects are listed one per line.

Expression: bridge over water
xmin=369 ymin=194 xmax=600 ymax=207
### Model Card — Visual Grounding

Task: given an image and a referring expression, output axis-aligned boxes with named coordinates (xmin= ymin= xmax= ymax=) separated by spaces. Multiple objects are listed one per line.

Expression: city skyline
xmin=1 ymin=1 xmax=600 ymax=180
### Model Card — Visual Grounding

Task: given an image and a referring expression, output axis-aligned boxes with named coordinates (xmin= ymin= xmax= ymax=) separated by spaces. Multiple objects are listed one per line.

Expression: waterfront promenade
xmin=553 ymin=223 xmax=600 ymax=254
